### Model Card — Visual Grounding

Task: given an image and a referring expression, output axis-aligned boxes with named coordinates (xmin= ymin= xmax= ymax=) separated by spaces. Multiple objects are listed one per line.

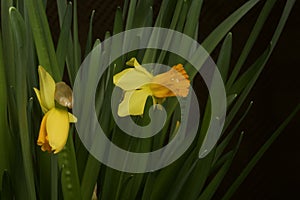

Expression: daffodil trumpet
xmin=113 ymin=58 xmax=190 ymax=117
xmin=34 ymin=66 xmax=77 ymax=154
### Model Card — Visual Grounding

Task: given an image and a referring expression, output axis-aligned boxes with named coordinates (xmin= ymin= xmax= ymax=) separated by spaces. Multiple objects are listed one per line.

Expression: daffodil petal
xmin=46 ymin=108 xmax=69 ymax=153
xmin=34 ymin=88 xmax=48 ymax=113
xmin=37 ymin=112 xmax=49 ymax=146
xmin=118 ymin=88 xmax=152 ymax=117
xmin=68 ymin=112 xmax=77 ymax=123
xmin=126 ymin=57 xmax=153 ymax=78
xmin=126 ymin=57 xmax=141 ymax=67
xmin=38 ymin=66 xmax=55 ymax=110
xmin=113 ymin=68 xmax=134 ymax=85
xmin=113 ymin=68 xmax=152 ymax=91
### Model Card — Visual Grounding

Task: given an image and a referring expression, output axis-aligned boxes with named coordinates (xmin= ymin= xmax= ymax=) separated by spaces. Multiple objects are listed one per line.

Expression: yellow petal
xmin=46 ymin=108 xmax=70 ymax=153
xmin=126 ymin=57 xmax=153 ymax=78
xmin=38 ymin=66 xmax=55 ymax=110
xmin=37 ymin=112 xmax=51 ymax=152
xmin=118 ymin=87 xmax=152 ymax=117
xmin=113 ymin=68 xmax=152 ymax=91
xmin=126 ymin=57 xmax=141 ymax=67
xmin=113 ymin=68 xmax=134 ymax=85
xmin=68 ymin=112 xmax=77 ymax=123
xmin=33 ymin=88 xmax=48 ymax=113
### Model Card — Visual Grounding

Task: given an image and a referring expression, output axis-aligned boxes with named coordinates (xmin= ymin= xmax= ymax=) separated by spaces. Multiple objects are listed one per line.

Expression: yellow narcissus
xmin=34 ymin=66 xmax=77 ymax=153
xmin=113 ymin=58 xmax=190 ymax=117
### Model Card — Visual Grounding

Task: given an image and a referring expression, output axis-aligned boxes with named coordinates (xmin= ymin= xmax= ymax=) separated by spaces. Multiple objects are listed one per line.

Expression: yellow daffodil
xmin=34 ymin=66 xmax=77 ymax=153
xmin=113 ymin=58 xmax=190 ymax=117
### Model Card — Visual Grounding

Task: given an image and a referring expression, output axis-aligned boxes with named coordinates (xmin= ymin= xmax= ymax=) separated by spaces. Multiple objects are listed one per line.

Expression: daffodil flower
xmin=113 ymin=58 xmax=190 ymax=117
xmin=34 ymin=66 xmax=77 ymax=153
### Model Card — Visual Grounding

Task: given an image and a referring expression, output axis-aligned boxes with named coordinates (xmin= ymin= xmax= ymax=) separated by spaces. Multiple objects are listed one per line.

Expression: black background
xmin=46 ymin=0 xmax=300 ymax=199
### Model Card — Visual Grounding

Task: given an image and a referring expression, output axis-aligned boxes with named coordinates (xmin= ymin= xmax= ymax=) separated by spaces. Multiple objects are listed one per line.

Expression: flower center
xmin=150 ymin=64 xmax=190 ymax=98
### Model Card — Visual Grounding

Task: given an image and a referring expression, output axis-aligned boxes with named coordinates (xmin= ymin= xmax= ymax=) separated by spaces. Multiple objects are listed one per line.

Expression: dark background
xmin=46 ymin=0 xmax=300 ymax=199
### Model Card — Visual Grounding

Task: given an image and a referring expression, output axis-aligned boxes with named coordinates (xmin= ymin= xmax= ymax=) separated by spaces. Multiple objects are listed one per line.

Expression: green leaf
xmin=222 ymin=103 xmax=300 ymax=200
xmin=187 ymin=0 xmax=260 ymax=78
xmin=226 ymin=0 xmax=277 ymax=89
xmin=58 ymin=128 xmax=82 ymax=200
xmin=125 ymin=0 xmax=137 ymax=30
xmin=223 ymin=46 xmax=270 ymax=132
xmin=198 ymin=133 xmax=243 ymax=200
xmin=56 ymin=0 xmax=75 ymax=85
xmin=174 ymin=151 xmax=215 ymax=200
xmin=10 ymin=7 xmax=37 ymax=199
xmin=80 ymin=156 xmax=101 ymax=200
xmin=226 ymin=94 xmax=237 ymax=108
xmin=217 ymin=32 xmax=232 ymax=82
xmin=1 ymin=0 xmax=15 ymax=86
xmin=113 ymin=7 xmax=124 ymax=35
xmin=133 ymin=0 xmax=153 ymax=28
xmin=201 ymin=0 xmax=258 ymax=53
xmin=24 ymin=0 xmax=61 ymax=80
xmin=156 ymin=0 xmax=185 ymax=63
xmin=84 ymin=10 xmax=95 ymax=57
xmin=213 ymin=102 xmax=253 ymax=165
xmin=73 ymin=0 xmax=81 ymax=77
xmin=1 ymin=171 xmax=14 ymax=199
xmin=166 ymin=159 xmax=198 ymax=200
xmin=175 ymin=0 xmax=190 ymax=32
xmin=0 ymin=28 xmax=10 ymax=187
xmin=56 ymin=2 xmax=73 ymax=70
xmin=183 ymin=0 xmax=203 ymax=38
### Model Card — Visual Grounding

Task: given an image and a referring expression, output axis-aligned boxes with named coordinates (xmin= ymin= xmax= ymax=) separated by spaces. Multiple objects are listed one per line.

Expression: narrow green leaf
xmin=187 ymin=0 xmax=260 ymax=78
xmin=224 ymin=0 xmax=296 ymax=131
xmin=175 ymin=151 xmax=215 ymax=200
xmin=133 ymin=0 xmax=153 ymax=28
xmin=226 ymin=0 xmax=277 ymax=89
xmin=37 ymin=152 xmax=52 ymax=200
xmin=56 ymin=0 xmax=75 ymax=85
xmin=24 ymin=0 xmax=61 ymax=80
xmin=156 ymin=0 xmax=184 ymax=63
xmin=80 ymin=156 xmax=101 ymax=200
xmin=51 ymin=156 xmax=58 ymax=200
xmin=56 ymin=2 xmax=72 ymax=70
xmin=183 ymin=0 xmax=203 ymax=38
xmin=228 ymin=55 xmax=264 ymax=95
xmin=226 ymin=94 xmax=237 ymax=108
xmin=24 ymin=5 xmax=38 ymax=94
xmin=122 ymin=0 xmax=130 ymax=21
xmin=0 ymin=31 xmax=10 ymax=189
xmin=1 ymin=0 xmax=15 ymax=86
xmin=113 ymin=7 xmax=124 ymax=35
xmin=10 ymin=7 xmax=37 ymax=199
xmin=167 ymin=159 xmax=198 ymax=200
xmin=149 ymin=156 xmax=190 ymax=199
xmin=222 ymin=104 xmax=300 ymax=200
xmin=80 ymin=40 xmax=104 ymax=200
xmin=198 ymin=133 xmax=243 ymax=200
xmin=217 ymin=32 xmax=232 ymax=82
xmin=84 ymin=10 xmax=95 ymax=57
xmin=175 ymin=0 xmax=190 ymax=32
xmin=58 ymin=128 xmax=82 ymax=200
xmin=155 ymin=0 xmax=177 ymax=28
xmin=73 ymin=0 xmax=81 ymax=74
xmin=125 ymin=0 xmax=137 ymax=30
xmin=142 ymin=0 xmax=174 ymax=64
xmin=223 ymin=46 xmax=270 ymax=132
xmin=1 ymin=171 xmax=14 ymax=199
xmin=213 ymin=102 xmax=253 ymax=165
xmin=201 ymin=0 xmax=259 ymax=54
